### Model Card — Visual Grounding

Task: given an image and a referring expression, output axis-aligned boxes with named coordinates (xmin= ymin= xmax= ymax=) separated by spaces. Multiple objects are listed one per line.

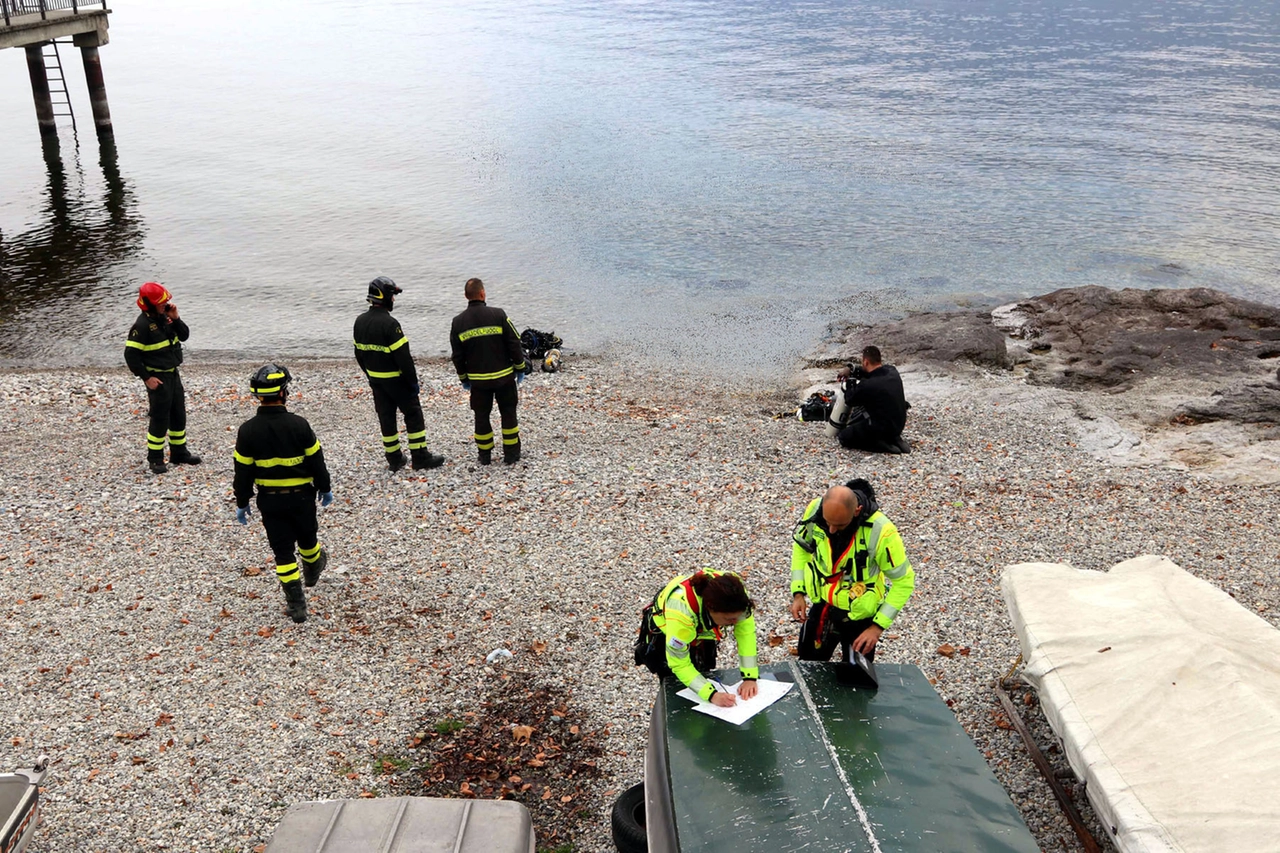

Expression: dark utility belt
xmin=260 ymin=486 xmax=314 ymax=495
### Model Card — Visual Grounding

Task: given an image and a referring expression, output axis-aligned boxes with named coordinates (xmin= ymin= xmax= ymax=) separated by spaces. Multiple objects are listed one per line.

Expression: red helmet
xmin=137 ymin=282 xmax=171 ymax=312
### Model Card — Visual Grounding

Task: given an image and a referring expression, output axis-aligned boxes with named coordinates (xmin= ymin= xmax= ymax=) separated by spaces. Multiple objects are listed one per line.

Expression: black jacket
xmin=449 ymin=300 xmax=527 ymax=389
xmin=353 ymin=307 xmax=417 ymax=385
xmin=232 ymin=405 xmax=331 ymax=507
xmin=124 ymin=311 xmax=188 ymax=378
xmin=848 ymin=364 xmax=908 ymax=438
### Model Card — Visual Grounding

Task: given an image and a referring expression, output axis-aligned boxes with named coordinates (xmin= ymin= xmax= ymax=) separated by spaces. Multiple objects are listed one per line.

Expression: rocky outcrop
xmin=825 ymin=310 xmax=1011 ymax=370
xmin=817 ymin=285 xmax=1280 ymax=428
xmin=1001 ymin=286 xmax=1280 ymax=388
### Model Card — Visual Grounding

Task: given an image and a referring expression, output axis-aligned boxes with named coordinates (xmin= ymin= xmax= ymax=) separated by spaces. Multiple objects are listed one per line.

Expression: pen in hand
xmin=710 ymin=680 xmax=737 ymax=707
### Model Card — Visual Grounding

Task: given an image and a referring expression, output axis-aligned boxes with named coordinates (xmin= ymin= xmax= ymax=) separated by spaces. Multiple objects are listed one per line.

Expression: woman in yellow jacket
xmin=635 ymin=570 xmax=759 ymax=707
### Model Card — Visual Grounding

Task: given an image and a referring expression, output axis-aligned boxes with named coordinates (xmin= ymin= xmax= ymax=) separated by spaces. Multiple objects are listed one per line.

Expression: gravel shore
xmin=2 ymin=358 xmax=1276 ymax=852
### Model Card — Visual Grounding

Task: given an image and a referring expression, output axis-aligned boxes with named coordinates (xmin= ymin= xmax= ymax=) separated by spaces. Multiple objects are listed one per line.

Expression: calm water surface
xmin=2 ymin=0 xmax=1278 ymax=375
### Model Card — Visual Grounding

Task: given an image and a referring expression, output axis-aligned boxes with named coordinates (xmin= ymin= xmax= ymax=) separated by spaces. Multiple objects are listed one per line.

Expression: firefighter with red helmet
xmin=124 ymin=282 xmax=201 ymax=474
xmin=233 ymin=364 xmax=333 ymax=624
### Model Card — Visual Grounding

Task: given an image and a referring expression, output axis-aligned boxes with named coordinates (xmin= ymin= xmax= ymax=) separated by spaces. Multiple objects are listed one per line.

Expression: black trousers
xmin=641 ymin=636 xmax=718 ymax=680
xmin=256 ymin=489 xmax=319 ymax=586
xmin=837 ymin=410 xmax=898 ymax=452
xmin=370 ymin=380 xmax=426 ymax=456
xmin=144 ymin=370 xmax=186 ymax=459
xmin=798 ymin=603 xmax=878 ymax=663
xmin=470 ymin=380 xmax=519 ymax=457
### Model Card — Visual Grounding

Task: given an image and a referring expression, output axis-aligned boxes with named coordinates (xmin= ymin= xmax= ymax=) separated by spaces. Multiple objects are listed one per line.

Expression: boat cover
xmin=1002 ymin=555 xmax=1280 ymax=853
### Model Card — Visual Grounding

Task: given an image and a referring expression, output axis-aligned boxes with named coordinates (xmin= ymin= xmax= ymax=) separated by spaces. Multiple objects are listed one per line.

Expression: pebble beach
xmin=2 ymin=357 xmax=1277 ymax=852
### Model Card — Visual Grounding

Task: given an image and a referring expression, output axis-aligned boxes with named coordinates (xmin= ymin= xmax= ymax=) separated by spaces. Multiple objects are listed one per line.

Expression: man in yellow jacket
xmin=789 ymin=478 xmax=915 ymax=661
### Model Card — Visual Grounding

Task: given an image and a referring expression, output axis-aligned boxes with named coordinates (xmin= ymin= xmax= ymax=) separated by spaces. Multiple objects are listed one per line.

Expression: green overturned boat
xmin=615 ymin=662 xmax=1040 ymax=853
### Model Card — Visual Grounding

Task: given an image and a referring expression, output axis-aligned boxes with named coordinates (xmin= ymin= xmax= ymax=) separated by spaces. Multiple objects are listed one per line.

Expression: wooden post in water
xmin=24 ymin=42 xmax=58 ymax=140
xmin=77 ymin=42 xmax=113 ymax=136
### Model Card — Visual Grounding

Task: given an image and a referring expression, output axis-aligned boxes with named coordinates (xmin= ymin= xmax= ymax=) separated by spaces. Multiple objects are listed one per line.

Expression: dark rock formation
xmin=823 ymin=286 xmax=1280 ymax=388
xmin=1006 ymin=286 xmax=1280 ymax=388
xmin=825 ymin=311 xmax=1011 ymax=370
xmin=817 ymin=285 xmax=1280 ymax=426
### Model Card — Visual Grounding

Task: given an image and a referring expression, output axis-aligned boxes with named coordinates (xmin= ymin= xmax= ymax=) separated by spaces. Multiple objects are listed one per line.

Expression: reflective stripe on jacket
xmin=353 ymin=307 xmax=417 ymax=384
xmin=450 ymin=300 xmax=527 ymax=389
xmin=124 ymin=311 xmax=188 ymax=378
xmin=650 ymin=570 xmax=758 ymax=701
xmin=232 ymin=406 xmax=331 ymax=507
xmin=790 ymin=497 xmax=915 ymax=629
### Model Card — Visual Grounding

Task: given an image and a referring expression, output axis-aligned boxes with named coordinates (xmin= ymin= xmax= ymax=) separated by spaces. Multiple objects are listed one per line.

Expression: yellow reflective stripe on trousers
xmin=276 ymin=562 xmax=301 ymax=583
xmin=465 ymin=367 xmax=514 ymax=381
xmin=254 ymin=477 xmax=314 ymax=487
xmin=458 ymin=325 xmax=503 ymax=341
xmin=126 ymin=338 xmax=173 ymax=351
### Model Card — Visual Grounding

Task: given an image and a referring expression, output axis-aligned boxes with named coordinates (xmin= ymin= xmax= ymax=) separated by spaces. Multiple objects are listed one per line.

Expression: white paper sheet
xmin=676 ymin=677 xmax=794 ymax=725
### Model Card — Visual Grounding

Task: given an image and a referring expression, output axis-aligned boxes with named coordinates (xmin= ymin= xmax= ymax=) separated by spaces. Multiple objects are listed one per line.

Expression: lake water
xmin=2 ymin=0 xmax=1279 ymax=376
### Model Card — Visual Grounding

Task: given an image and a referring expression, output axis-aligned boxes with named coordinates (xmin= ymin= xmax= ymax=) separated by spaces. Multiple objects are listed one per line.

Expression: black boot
xmin=411 ymin=449 xmax=445 ymax=470
xmin=503 ymin=446 xmax=521 ymax=465
xmin=148 ymin=452 xmax=167 ymax=475
xmin=386 ymin=450 xmax=407 ymax=471
xmin=170 ymin=448 xmax=202 ymax=465
xmin=282 ymin=580 xmax=307 ymax=624
xmin=477 ymin=449 xmax=492 ymax=466
xmin=303 ymin=548 xmax=327 ymax=588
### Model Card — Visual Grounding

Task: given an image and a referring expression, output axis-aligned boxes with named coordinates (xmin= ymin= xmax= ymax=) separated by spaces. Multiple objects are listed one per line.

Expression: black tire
xmin=611 ymin=782 xmax=647 ymax=853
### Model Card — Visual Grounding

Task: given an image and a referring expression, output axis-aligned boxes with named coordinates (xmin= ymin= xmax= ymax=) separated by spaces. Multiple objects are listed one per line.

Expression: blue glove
xmin=515 ymin=372 xmax=525 ymax=386
xmin=320 ymin=491 xmax=334 ymax=507
xmin=461 ymin=380 xmax=471 ymax=391
xmin=409 ymin=382 xmax=420 ymax=395
xmin=236 ymin=506 xmax=250 ymax=525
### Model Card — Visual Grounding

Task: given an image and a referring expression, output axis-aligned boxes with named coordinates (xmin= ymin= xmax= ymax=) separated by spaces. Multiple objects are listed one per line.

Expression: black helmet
xmin=367 ymin=275 xmax=402 ymax=307
xmin=250 ymin=364 xmax=292 ymax=399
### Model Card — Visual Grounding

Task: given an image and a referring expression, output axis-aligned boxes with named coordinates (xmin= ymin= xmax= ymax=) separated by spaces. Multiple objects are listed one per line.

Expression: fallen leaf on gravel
xmin=131 ymin=756 xmax=147 ymax=765
xmin=512 ymin=725 xmax=533 ymax=744
xmin=541 ymin=787 xmax=552 ymax=800
xmin=257 ymin=626 xmax=275 ymax=638
xmin=359 ymin=791 xmax=376 ymax=798
xmin=788 ymin=646 xmax=799 ymax=656
xmin=560 ymin=794 xmax=573 ymax=803
xmin=937 ymin=643 xmax=956 ymax=658
xmin=531 ymin=640 xmax=547 ymax=654
xmin=242 ymin=566 xmax=263 ymax=577
xmin=958 ymin=647 xmax=971 ymax=656
xmin=767 ymin=635 xmax=784 ymax=647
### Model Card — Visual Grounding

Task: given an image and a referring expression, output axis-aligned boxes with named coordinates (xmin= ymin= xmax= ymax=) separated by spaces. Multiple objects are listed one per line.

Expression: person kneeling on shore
xmin=789 ymin=479 xmax=915 ymax=663
xmin=634 ymin=570 xmax=758 ymax=707
xmin=837 ymin=345 xmax=910 ymax=454
xmin=233 ymin=365 xmax=333 ymax=624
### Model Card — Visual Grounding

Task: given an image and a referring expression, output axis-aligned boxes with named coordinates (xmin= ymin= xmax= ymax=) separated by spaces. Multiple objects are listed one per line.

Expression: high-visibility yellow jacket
xmin=650 ymin=570 xmax=758 ymax=701
xmin=790 ymin=497 xmax=915 ymax=629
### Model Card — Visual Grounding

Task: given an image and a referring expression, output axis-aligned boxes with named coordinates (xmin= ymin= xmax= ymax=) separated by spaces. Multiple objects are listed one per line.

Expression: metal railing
xmin=3 ymin=1 xmax=108 ymax=28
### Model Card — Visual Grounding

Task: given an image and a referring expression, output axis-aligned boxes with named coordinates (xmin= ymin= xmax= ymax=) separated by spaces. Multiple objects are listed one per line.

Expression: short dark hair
xmin=861 ymin=345 xmax=882 ymax=364
xmin=465 ymin=278 xmax=485 ymax=299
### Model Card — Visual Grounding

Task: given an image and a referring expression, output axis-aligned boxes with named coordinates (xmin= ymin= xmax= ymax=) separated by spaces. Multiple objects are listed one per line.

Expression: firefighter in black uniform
xmin=353 ymin=276 xmax=445 ymax=471
xmin=450 ymin=277 xmax=529 ymax=465
xmin=233 ymin=365 xmax=333 ymax=624
xmin=124 ymin=282 xmax=202 ymax=475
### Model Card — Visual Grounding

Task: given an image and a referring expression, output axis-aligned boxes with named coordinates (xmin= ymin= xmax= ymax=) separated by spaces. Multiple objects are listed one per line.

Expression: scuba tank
xmin=825 ymin=379 xmax=851 ymax=437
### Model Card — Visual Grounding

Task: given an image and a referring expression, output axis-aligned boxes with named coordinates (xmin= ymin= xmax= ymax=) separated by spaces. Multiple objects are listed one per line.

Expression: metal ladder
xmin=42 ymin=39 xmax=78 ymax=135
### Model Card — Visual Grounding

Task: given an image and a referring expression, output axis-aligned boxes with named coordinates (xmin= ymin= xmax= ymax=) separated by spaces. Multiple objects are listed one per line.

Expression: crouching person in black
xmin=838 ymin=345 xmax=910 ymax=454
xmin=233 ymin=365 xmax=334 ymax=624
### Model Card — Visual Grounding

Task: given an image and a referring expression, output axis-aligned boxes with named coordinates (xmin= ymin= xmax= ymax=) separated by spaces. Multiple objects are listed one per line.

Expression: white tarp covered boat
xmin=1002 ymin=555 xmax=1280 ymax=853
